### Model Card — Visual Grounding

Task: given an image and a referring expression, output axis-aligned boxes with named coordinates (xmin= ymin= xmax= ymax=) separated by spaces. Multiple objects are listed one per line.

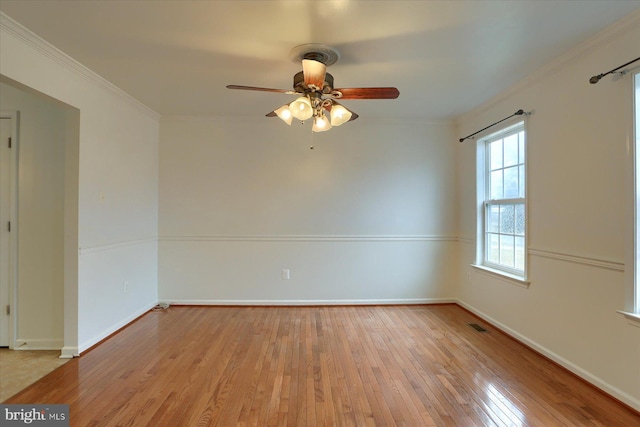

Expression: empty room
xmin=0 ymin=1 xmax=639 ymax=426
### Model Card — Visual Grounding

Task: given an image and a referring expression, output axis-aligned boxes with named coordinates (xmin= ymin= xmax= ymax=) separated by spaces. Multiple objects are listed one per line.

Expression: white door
xmin=0 ymin=115 xmax=14 ymax=347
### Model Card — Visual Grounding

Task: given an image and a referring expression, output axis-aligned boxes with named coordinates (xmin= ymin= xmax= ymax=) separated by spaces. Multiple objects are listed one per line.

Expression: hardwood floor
xmin=5 ymin=305 xmax=639 ymax=426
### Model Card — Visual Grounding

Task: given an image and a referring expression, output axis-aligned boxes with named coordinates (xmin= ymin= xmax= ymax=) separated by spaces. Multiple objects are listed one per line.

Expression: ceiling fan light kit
xmin=274 ymin=104 xmax=293 ymax=125
xmin=227 ymin=44 xmax=399 ymax=132
xmin=290 ymin=95 xmax=314 ymax=121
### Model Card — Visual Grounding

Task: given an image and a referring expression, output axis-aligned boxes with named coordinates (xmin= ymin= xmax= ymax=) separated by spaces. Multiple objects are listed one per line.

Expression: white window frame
xmin=619 ymin=71 xmax=640 ymax=325
xmin=635 ymin=72 xmax=640 ymax=315
xmin=473 ymin=119 xmax=529 ymax=285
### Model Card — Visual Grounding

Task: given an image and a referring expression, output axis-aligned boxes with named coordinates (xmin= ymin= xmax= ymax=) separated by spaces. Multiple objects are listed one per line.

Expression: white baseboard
xmin=456 ymin=299 xmax=640 ymax=412
xmin=159 ymin=298 xmax=457 ymax=306
xmin=14 ymin=338 xmax=63 ymax=350
xmin=60 ymin=346 xmax=78 ymax=359
xmin=78 ymin=301 xmax=157 ymax=354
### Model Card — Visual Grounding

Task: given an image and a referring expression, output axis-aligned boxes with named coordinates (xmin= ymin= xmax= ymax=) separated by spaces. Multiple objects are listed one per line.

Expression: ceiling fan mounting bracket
xmin=289 ymin=44 xmax=340 ymax=66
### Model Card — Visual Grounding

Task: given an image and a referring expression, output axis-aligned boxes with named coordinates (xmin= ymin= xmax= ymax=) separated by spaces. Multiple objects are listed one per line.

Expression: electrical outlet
xmin=282 ymin=269 xmax=290 ymax=280
xmin=123 ymin=281 xmax=129 ymax=293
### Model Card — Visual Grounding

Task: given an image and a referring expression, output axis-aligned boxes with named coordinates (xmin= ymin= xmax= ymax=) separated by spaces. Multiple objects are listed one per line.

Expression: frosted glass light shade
xmin=274 ymin=105 xmax=293 ymax=125
xmin=302 ymin=59 xmax=327 ymax=89
xmin=330 ymin=104 xmax=352 ymax=126
xmin=290 ymin=96 xmax=313 ymax=120
xmin=312 ymin=113 xmax=332 ymax=132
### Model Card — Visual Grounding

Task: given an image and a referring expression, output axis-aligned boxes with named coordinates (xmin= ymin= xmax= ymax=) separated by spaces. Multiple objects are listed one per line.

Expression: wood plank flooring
xmin=5 ymin=305 xmax=639 ymax=426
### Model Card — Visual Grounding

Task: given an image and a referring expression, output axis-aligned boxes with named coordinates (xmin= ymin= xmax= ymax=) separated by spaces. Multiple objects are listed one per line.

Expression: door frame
xmin=0 ymin=110 xmax=19 ymax=349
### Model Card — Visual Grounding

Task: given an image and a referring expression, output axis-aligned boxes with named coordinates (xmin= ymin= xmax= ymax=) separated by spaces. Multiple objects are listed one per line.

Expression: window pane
xmin=481 ymin=123 xmax=526 ymax=277
xmin=515 ymin=236 xmax=525 ymax=271
xmin=515 ymin=204 xmax=525 ymax=235
xmin=488 ymin=205 xmax=499 ymax=232
xmin=490 ymin=170 xmax=503 ymax=199
xmin=500 ymin=235 xmax=515 ymax=267
xmin=500 ymin=204 xmax=515 ymax=234
xmin=504 ymin=166 xmax=519 ymax=198
xmin=488 ymin=234 xmax=499 ymax=263
xmin=490 ymin=140 xmax=503 ymax=170
xmin=503 ymin=134 xmax=518 ymax=167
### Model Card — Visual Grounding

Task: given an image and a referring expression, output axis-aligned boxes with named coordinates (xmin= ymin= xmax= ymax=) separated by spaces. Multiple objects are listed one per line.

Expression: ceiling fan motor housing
xmin=293 ymin=71 xmax=334 ymax=93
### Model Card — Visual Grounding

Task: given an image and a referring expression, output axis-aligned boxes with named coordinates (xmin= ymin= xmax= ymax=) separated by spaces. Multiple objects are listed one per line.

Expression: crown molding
xmin=456 ymin=8 xmax=640 ymax=124
xmin=160 ymin=114 xmax=454 ymax=127
xmin=0 ymin=12 xmax=160 ymax=121
xmin=158 ymin=234 xmax=458 ymax=243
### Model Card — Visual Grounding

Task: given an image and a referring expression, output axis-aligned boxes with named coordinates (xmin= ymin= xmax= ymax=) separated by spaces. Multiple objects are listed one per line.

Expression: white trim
xmin=160 ymin=298 xmax=456 ymax=306
xmin=161 ymin=114 xmax=454 ymax=127
xmin=473 ymin=118 xmax=526 ymax=147
xmin=476 ymin=119 xmax=528 ymax=280
xmin=617 ymin=311 xmax=640 ymax=328
xmin=461 ymin=237 xmax=625 ymax=273
xmin=470 ymin=264 xmax=530 ymax=288
xmin=79 ymin=237 xmax=156 ymax=254
xmin=626 ymin=70 xmax=640 ymax=315
xmin=0 ymin=12 xmax=159 ymax=121
xmin=77 ymin=301 xmax=156 ymax=354
xmin=13 ymin=338 xmax=63 ymax=350
xmin=158 ymin=235 xmax=458 ymax=243
xmin=457 ymin=300 xmax=640 ymax=412
xmin=529 ymin=248 xmax=624 ymax=272
xmin=0 ymin=110 xmax=18 ymax=349
xmin=457 ymin=9 xmax=640 ymax=123
xmin=60 ymin=346 xmax=78 ymax=359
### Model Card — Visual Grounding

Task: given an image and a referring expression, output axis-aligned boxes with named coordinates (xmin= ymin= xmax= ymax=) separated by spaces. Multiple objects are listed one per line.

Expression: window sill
xmin=616 ymin=311 xmax=640 ymax=328
xmin=471 ymin=264 xmax=530 ymax=288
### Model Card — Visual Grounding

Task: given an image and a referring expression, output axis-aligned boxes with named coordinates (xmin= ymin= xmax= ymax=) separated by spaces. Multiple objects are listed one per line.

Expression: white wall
xmin=0 ymin=14 xmax=160 ymax=355
xmin=455 ymin=14 xmax=640 ymax=410
xmin=0 ymin=82 xmax=67 ymax=349
xmin=159 ymin=116 xmax=457 ymax=304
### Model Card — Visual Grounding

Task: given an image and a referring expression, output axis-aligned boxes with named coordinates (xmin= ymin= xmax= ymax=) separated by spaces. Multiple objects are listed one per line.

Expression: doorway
xmin=0 ymin=112 xmax=17 ymax=348
xmin=0 ymin=78 xmax=78 ymax=354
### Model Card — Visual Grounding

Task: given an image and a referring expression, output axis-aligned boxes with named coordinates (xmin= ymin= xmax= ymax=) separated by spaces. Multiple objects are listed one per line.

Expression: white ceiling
xmin=1 ymin=1 xmax=639 ymax=121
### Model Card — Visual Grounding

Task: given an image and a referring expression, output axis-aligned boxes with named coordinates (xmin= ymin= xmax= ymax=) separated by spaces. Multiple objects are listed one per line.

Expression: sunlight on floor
xmin=485 ymin=383 xmax=526 ymax=426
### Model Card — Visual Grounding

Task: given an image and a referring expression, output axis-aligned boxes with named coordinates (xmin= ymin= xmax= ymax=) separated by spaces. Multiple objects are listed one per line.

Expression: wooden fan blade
xmin=226 ymin=85 xmax=293 ymax=94
xmin=334 ymin=87 xmax=399 ymax=100
xmin=302 ymin=59 xmax=326 ymax=89
xmin=266 ymin=111 xmax=277 ymax=117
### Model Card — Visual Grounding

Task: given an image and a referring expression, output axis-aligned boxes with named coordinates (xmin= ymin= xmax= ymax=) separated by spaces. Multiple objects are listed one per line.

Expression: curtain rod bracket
xmin=459 ymin=109 xmax=530 ymax=143
xmin=589 ymin=56 xmax=640 ymax=84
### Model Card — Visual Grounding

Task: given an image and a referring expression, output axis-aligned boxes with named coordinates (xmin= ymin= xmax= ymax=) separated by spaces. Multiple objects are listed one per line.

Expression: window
xmin=620 ymin=71 xmax=640 ymax=323
xmin=477 ymin=122 xmax=527 ymax=280
xmin=633 ymin=71 xmax=640 ymax=313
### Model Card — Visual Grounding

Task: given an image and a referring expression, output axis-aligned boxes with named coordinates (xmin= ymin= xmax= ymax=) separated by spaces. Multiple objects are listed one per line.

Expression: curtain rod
xmin=589 ymin=56 xmax=640 ymax=84
xmin=459 ymin=109 xmax=527 ymax=143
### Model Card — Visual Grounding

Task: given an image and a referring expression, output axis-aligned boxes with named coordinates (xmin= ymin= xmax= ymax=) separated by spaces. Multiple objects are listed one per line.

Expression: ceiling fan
xmin=226 ymin=44 xmax=399 ymax=132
